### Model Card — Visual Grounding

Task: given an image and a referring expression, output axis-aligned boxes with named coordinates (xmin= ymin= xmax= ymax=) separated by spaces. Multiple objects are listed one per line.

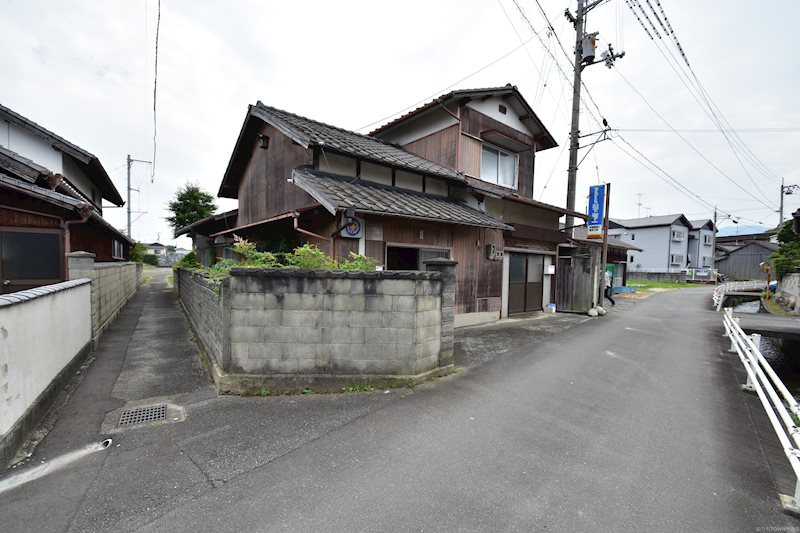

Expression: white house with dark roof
xmin=688 ymin=219 xmax=716 ymax=268
xmin=608 ymin=214 xmax=694 ymax=272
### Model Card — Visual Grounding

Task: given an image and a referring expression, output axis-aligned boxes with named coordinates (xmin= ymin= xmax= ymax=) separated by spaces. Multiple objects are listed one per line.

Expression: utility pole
xmin=779 ymin=178 xmax=799 ymax=229
xmin=564 ymin=0 xmax=625 ymax=234
xmin=126 ymin=154 xmax=151 ymax=238
xmin=636 ymin=193 xmax=643 ymax=217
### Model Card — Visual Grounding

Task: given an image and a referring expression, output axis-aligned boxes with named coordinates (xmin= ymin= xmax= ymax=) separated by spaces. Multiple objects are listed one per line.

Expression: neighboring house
xmin=688 ymin=219 xmax=716 ymax=268
xmin=0 ymin=103 xmax=132 ymax=294
xmin=608 ymin=214 xmax=693 ymax=272
xmin=175 ymin=209 xmax=238 ymax=266
xmin=190 ymin=86 xmax=585 ymax=325
xmin=715 ymin=241 xmax=778 ymax=280
xmin=145 ymin=242 xmax=167 ymax=256
xmin=716 ymin=230 xmax=777 ymax=247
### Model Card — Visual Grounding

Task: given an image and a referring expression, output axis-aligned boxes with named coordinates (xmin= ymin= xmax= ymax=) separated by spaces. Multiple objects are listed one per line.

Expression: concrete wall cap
xmin=423 ymin=258 xmax=458 ymax=267
xmin=66 ymin=251 xmax=97 ymax=258
xmin=227 ymin=267 xmax=441 ymax=281
xmin=0 ymin=278 xmax=91 ymax=307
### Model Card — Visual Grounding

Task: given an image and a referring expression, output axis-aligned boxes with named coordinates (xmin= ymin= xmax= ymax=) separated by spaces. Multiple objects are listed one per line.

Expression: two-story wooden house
xmin=0 ymin=103 xmax=132 ymax=293
xmin=200 ymin=87 xmax=584 ymax=325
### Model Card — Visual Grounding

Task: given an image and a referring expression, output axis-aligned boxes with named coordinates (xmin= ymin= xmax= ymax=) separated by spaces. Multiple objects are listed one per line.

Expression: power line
xmin=614 ymin=68 xmax=775 ymax=211
xmin=354 ymin=35 xmax=535 ymax=133
xmin=151 ymin=0 xmax=161 ymax=183
xmin=615 ymin=127 xmax=800 ymax=133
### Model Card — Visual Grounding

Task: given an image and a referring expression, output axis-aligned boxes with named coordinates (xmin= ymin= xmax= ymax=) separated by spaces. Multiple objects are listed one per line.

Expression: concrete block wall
xmin=174 ymin=268 xmax=227 ymax=367
xmin=67 ymin=252 xmax=142 ymax=343
xmin=776 ymin=273 xmax=800 ymax=313
xmin=226 ymin=268 xmax=443 ymax=377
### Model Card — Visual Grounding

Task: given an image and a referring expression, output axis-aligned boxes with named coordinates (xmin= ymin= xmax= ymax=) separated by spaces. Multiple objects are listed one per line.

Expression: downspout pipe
xmin=293 ymin=215 xmax=334 ymax=257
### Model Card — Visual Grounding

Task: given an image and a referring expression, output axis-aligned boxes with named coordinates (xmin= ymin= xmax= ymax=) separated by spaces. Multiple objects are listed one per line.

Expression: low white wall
xmin=0 ymin=280 xmax=91 ymax=438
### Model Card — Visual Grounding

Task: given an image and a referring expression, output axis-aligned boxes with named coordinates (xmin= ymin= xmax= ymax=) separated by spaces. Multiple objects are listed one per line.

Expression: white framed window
xmin=671 ymin=230 xmax=684 ymax=241
xmin=703 ymin=234 xmax=712 ymax=245
xmin=480 ymin=144 xmax=517 ymax=189
xmin=112 ymin=239 xmax=125 ymax=260
xmin=670 ymin=254 xmax=684 ymax=265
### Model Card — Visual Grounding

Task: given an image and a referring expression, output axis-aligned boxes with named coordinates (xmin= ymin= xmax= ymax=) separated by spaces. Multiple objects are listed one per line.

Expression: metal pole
xmin=780 ymin=177 xmax=785 ymax=229
xmin=564 ymin=0 xmax=586 ymax=236
xmin=126 ymin=154 xmax=131 ymax=238
xmin=600 ymin=183 xmax=611 ymax=304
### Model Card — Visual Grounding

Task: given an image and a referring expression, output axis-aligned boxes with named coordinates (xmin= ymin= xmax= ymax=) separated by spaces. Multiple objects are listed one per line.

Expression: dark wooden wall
xmin=460 ymin=106 xmax=536 ymax=198
xmin=236 ymin=123 xmax=317 ymax=226
xmin=0 ymin=206 xmax=60 ymax=228
xmin=403 ymin=125 xmax=459 ymax=170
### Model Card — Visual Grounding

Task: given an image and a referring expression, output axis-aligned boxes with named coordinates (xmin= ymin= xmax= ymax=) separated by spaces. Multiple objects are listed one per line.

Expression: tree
xmin=166 ymin=183 xmax=216 ymax=236
xmin=771 ymin=220 xmax=800 ymax=279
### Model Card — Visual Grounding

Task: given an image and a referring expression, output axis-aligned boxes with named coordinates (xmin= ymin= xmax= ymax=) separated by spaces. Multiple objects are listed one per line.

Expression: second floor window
xmin=703 ymin=234 xmax=712 ymax=245
xmin=480 ymin=144 xmax=517 ymax=188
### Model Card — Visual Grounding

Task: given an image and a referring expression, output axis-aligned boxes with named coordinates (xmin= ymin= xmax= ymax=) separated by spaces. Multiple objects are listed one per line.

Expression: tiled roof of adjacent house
xmin=0 ymin=102 xmax=124 ymax=205
xmin=291 ymin=168 xmax=513 ymax=231
xmin=610 ymin=214 xmax=692 ymax=229
xmin=252 ymin=104 xmax=465 ymax=183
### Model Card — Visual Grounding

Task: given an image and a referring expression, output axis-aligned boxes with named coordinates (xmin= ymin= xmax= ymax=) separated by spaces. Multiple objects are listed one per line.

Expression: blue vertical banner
xmin=587 ymin=184 xmax=605 ymax=239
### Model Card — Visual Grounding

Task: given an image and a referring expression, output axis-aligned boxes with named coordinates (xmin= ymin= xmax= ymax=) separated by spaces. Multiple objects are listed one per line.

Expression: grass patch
xmin=762 ymin=296 xmax=794 ymax=317
xmin=627 ymin=281 xmax=694 ymax=292
xmin=341 ymin=383 xmax=375 ymax=393
xmin=167 ymin=274 xmax=174 ymax=286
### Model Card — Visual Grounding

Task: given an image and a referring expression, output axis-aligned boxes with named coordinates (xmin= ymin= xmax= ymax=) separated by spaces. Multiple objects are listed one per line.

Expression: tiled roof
xmin=610 ymin=214 xmax=691 ymax=229
xmin=252 ymin=104 xmax=464 ymax=183
xmin=291 ymin=168 xmax=513 ymax=231
xmin=368 ymin=84 xmax=558 ymax=150
xmin=0 ymin=102 xmax=123 ymax=205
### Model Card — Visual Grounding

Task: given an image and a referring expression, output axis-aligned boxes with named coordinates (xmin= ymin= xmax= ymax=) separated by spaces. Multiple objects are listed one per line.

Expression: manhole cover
xmin=118 ymin=404 xmax=167 ymax=427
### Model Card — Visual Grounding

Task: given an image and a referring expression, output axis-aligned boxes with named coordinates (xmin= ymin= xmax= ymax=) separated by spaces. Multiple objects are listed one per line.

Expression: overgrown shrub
xmin=176 ymin=251 xmax=198 ymax=269
xmin=174 ymin=236 xmax=378 ymax=280
xmin=771 ymin=220 xmax=800 ymax=280
xmin=143 ymin=254 xmax=159 ymax=266
xmin=130 ymin=242 xmax=147 ymax=263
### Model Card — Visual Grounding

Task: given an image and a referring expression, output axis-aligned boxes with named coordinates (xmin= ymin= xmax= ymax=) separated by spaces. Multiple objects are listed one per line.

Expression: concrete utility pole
xmin=564 ymin=0 xmax=625 ymax=234
xmin=126 ymin=154 xmax=151 ymax=238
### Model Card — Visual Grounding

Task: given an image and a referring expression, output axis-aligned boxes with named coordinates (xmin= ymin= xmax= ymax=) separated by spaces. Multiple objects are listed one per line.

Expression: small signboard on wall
xmin=587 ymin=184 xmax=606 ymax=239
xmin=340 ymin=217 xmax=364 ymax=239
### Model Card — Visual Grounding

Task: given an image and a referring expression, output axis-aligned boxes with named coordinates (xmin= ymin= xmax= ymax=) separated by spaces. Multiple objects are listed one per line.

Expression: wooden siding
xmin=403 ymin=124 xmax=459 ymax=170
xmin=460 ymin=106 xmax=536 ymax=198
xmin=236 ymin=123 xmax=316 ymax=227
xmin=0 ymin=206 xmax=60 ymax=228
xmin=355 ymin=215 xmax=505 ymax=314
xmin=460 ymin=134 xmax=481 ymax=177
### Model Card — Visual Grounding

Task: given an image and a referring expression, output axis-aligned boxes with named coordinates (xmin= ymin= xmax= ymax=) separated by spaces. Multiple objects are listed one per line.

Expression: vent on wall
xmin=498 ymin=104 xmax=507 ymax=115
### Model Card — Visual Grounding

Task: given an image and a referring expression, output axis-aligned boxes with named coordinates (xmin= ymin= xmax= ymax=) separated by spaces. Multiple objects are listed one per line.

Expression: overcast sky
xmin=2 ymin=0 xmax=797 ymax=247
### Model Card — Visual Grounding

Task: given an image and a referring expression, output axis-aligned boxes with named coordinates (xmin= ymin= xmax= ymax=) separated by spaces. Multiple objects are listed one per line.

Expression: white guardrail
xmin=713 ymin=281 xmax=767 ymax=312
xmin=723 ymin=307 xmax=800 ymax=508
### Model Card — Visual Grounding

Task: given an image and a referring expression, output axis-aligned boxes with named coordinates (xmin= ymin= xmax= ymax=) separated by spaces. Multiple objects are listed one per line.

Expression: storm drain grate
xmin=118 ymin=404 xmax=167 ymax=427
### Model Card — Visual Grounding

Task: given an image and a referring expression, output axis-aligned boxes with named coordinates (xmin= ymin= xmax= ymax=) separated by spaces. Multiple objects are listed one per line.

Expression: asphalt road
xmin=2 ymin=281 xmax=798 ymax=532
xmin=141 ymin=287 xmax=795 ymax=532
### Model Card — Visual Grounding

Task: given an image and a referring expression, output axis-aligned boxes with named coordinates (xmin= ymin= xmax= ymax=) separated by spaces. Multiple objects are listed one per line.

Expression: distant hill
xmin=716 ymin=225 xmax=767 ymax=237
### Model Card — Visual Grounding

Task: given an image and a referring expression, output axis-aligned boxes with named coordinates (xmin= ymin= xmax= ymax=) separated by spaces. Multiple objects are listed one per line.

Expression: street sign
xmin=587 ymin=184 xmax=605 ymax=238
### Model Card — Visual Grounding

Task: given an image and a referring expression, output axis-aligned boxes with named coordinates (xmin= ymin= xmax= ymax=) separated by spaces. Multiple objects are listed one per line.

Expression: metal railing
xmin=723 ymin=307 xmax=800 ymax=507
xmin=713 ymin=280 xmax=767 ymax=311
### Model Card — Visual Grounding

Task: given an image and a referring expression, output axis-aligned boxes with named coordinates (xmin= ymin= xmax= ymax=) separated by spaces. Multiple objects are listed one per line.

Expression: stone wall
xmin=67 ymin=252 xmax=143 ymax=343
xmin=173 ymin=268 xmax=227 ymax=367
xmin=175 ymin=260 xmax=457 ymax=390
xmin=776 ymin=273 xmax=800 ymax=313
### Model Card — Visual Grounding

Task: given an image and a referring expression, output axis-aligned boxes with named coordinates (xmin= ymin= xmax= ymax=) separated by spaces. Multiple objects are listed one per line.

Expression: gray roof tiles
xmin=253 ymin=104 xmax=464 ymax=183
xmin=610 ymin=214 xmax=692 ymax=229
xmin=291 ymin=168 xmax=512 ymax=231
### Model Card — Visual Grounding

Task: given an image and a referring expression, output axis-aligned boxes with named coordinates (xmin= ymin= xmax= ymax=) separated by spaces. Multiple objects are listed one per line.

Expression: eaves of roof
xmin=369 ymin=84 xmax=558 ymax=150
xmin=175 ymin=209 xmax=239 ymax=237
xmin=0 ymin=103 xmax=123 ymax=206
xmin=291 ymin=168 xmax=513 ymax=231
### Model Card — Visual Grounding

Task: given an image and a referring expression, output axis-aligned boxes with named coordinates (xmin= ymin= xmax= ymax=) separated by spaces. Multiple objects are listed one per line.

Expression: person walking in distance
xmin=604 ymin=269 xmax=616 ymax=307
